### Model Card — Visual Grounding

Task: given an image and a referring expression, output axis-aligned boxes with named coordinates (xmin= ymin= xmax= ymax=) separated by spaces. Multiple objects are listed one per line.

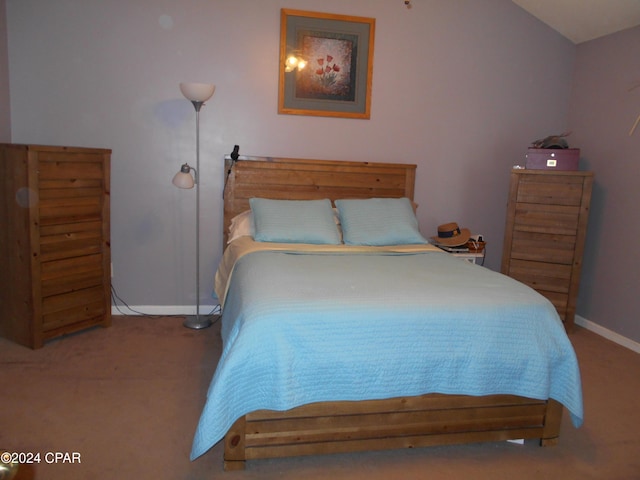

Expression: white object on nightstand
xmin=448 ymin=251 xmax=485 ymax=264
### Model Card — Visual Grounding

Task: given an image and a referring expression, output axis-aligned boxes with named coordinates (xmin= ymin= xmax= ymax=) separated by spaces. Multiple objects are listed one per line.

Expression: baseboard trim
xmin=574 ymin=315 xmax=640 ymax=354
xmin=111 ymin=305 xmax=219 ymax=316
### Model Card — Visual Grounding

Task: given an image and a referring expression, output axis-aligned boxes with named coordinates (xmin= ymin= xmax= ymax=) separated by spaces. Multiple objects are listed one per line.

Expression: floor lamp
xmin=172 ymin=82 xmax=216 ymax=329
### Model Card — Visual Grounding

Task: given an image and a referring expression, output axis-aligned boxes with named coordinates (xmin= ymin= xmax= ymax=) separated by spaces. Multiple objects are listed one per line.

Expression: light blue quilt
xmin=190 ymin=249 xmax=583 ymax=460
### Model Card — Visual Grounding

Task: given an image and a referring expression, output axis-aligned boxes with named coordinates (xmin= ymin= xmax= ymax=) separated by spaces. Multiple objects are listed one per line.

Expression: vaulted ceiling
xmin=512 ymin=0 xmax=640 ymax=43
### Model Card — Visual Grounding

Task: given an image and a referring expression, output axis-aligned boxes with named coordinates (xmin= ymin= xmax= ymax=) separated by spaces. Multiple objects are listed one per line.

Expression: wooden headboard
xmin=222 ymin=156 xmax=417 ymax=245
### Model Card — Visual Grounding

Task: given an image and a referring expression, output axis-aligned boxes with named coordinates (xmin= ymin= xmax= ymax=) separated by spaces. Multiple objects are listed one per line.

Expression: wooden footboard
xmin=223 ymin=393 xmax=563 ymax=471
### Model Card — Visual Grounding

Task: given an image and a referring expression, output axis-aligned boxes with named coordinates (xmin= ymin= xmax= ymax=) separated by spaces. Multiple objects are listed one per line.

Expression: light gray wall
xmin=569 ymin=25 xmax=640 ymax=343
xmin=6 ymin=1 xmax=576 ymax=312
xmin=0 ymin=0 xmax=10 ymax=141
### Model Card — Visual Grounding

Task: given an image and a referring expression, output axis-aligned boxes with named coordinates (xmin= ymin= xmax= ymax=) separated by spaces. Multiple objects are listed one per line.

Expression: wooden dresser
xmin=0 ymin=144 xmax=111 ymax=348
xmin=501 ymin=169 xmax=594 ymax=331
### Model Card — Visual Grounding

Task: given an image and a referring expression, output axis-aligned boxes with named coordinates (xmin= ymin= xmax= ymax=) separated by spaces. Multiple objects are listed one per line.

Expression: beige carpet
xmin=1 ymin=316 xmax=638 ymax=480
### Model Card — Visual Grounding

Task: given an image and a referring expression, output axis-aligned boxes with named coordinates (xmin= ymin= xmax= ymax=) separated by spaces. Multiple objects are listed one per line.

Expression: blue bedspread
xmin=190 ymin=249 xmax=583 ymax=460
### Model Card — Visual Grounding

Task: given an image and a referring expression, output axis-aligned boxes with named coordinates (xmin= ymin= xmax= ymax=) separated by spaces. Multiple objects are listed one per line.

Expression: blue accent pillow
xmin=250 ymin=198 xmax=341 ymax=244
xmin=335 ymin=197 xmax=427 ymax=246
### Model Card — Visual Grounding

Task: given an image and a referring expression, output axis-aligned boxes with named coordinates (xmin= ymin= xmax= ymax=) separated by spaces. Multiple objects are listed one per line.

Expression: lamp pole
xmin=192 ymin=99 xmax=204 ymax=328
xmin=176 ymin=82 xmax=216 ymax=329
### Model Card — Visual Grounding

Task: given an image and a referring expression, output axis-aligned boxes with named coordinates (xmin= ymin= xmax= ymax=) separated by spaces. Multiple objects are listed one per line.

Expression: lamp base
xmin=183 ymin=314 xmax=213 ymax=330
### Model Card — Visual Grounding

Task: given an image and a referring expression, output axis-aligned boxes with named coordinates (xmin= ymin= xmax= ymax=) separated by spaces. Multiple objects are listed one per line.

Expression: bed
xmin=191 ymin=156 xmax=583 ymax=471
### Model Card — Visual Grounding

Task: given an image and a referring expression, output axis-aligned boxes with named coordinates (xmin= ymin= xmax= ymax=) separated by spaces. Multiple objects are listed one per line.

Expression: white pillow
xmin=227 ymin=210 xmax=254 ymax=244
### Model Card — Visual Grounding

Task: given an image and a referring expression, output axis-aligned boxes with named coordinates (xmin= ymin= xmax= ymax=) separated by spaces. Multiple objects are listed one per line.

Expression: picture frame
xmin=278 ymin=9 xmax=376 ymax=119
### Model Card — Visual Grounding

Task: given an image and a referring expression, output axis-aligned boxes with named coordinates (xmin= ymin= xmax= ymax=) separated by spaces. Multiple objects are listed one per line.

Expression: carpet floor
xmin=1 ymin=316 xmax=639 ymax=479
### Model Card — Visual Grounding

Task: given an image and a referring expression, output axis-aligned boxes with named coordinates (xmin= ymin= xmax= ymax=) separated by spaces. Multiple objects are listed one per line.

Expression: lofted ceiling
xmin=512 ymin=0 xmax=640 ymax=44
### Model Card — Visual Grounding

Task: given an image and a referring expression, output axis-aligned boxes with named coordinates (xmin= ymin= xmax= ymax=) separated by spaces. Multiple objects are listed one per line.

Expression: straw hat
xmin=431 ymin=222 xmax=471 ymax=247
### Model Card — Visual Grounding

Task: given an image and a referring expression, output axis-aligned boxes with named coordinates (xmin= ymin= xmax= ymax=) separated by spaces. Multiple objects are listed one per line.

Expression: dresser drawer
xmin=510 ymin=230 xmax=576 ymax=265
xmin=38 ymin=151 xmax=106 ymax=180
xmin=40 ymin=254 xmax=105 ymax=297
xmin=538 ymin=290 xmax=569 ymax=319
xmin=41 ymin=285 xmax=106 ymax=331
xmin=39 ymin=195 xmax=104 ymax=225
xmin=506 ymin=259 xmax=572 ymax=294
xmin=39 ymin=221 xmax=104 ymax=262
xmin=515 ymin=174 xmax=585 ymax=206
xmin=513 ymin=203 xmax=580 ymax=236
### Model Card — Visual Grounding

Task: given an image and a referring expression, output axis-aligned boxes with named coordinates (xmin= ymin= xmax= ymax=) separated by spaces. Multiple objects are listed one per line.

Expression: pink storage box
xmin=525 ymin=148 xmax=580 ymax=170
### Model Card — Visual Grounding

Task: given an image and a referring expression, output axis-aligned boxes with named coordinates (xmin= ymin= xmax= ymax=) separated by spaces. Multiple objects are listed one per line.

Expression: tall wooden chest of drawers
xmin=501 ymin=169 xmax=593 ymax=331
xmin=0 ymin=144 xmax=111 ymax=348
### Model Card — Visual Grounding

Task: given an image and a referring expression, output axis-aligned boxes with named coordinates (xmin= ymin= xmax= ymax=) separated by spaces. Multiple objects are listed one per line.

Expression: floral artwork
xmin=279 ymin=9 xmax=375 ymax=119
xmin=295 ymin=37 xmax=355 ymax=101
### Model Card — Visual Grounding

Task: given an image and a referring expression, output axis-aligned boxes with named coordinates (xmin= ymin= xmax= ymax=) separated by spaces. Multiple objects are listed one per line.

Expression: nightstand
xmin=436 ymin=247 xmax=485 ymax=265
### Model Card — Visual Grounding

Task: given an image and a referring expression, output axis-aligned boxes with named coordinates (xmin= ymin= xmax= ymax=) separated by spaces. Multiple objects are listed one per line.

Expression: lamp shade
xmin=172 ymin=164 xmax=195 ymax=189
xmin=179 ymin=82 xmax=215 ymax=102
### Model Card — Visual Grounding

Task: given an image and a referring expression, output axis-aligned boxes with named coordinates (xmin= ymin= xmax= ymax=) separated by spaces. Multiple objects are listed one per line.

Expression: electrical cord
xmin=222 ymin=145 xmax=239 ymax=199
xmin=110 ymin=284 xmax=221 ymax=321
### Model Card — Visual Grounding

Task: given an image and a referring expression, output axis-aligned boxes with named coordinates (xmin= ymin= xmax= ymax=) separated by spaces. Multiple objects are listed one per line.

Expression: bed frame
xmin=220 ymin=155 xmax=563 ymax=471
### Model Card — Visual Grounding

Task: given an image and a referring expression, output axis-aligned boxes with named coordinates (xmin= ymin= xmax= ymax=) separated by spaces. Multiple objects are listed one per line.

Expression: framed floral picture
xmin=278 ymin=9 xmax=376 ymax=119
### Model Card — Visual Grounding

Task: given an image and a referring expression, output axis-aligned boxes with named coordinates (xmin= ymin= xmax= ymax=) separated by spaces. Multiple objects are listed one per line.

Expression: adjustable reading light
xmin=173 ymin=82 xmax=215 ymax=329
xmin=172 ymin=163 xmax=195 ymax=189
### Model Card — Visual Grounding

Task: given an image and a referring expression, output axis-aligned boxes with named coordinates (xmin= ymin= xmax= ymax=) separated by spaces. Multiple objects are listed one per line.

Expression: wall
xmin=5 ymin=0 xmax=576 ymax=313
xmin=0 ymin=0 xmax=10 ymax=141
xmin=568 ymin=25 xmax=640 ymax=343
